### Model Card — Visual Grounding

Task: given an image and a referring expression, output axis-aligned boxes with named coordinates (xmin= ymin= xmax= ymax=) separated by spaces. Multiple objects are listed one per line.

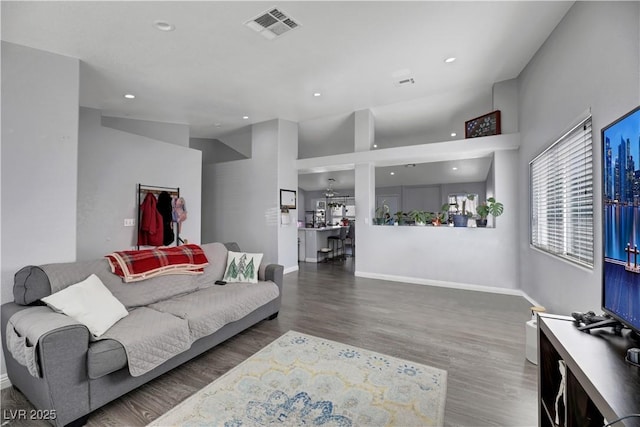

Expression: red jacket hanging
xmin=138 ymin=193 xmax=164 ymax=246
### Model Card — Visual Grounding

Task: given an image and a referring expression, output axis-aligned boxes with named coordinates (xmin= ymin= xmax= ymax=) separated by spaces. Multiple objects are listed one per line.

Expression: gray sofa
xmin=1 ymin=242 xmax=283 ymax=427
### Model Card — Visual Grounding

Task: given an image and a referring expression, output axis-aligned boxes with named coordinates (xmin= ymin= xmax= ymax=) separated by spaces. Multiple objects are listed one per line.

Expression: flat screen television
xmin=602 ymin=105 xmax=640 ymax=335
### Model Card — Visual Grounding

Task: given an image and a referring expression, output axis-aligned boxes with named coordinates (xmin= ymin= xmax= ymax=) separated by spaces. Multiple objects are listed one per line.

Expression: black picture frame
xmin=280 ymin=189 xmax=297 ymax=209
xmin=465 ymin=110 xmax=501 ymax=138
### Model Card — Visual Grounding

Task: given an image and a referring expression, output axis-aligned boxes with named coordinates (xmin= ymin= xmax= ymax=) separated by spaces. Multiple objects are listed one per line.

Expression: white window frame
xmin=530 ymin=116 xmax=594 ymax=268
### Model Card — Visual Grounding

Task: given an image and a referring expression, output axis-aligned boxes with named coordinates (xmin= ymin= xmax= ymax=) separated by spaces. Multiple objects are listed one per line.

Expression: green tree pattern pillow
xmin=223 ymin=251 xmax=263 ymax=283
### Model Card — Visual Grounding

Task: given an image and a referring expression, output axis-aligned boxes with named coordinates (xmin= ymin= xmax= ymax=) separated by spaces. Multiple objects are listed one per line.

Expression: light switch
xmin=124 ymin=218 xmax=135 ymax=227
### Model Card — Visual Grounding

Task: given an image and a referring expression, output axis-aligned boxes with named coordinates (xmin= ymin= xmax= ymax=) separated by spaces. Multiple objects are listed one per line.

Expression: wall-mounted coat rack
xmin=137 ymin=184 xmax=180 ymax=249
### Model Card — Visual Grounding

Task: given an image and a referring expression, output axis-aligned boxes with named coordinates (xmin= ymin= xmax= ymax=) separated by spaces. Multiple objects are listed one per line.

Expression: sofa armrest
xmin=263 ymin=264 xmax=283 ymax=289
xmin=1 ymin=302 xmax=91 ymax=427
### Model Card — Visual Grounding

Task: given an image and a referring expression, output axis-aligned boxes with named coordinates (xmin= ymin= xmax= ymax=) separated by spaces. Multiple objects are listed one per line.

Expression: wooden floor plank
xmin=1 ymin=259 xmax=538 ymax=426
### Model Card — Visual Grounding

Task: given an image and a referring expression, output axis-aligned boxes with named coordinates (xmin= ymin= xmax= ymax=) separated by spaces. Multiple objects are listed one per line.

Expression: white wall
xmin=518 ymin=1 xmax=640 ymax=313
xmin=1 ymin=42 xmax=80 ymax=376
xmin=277 ymin=120 xmax=299 ymax=270
xmin=102 ymin=116 xmax=190 ymax=147
xmin=356 ymin=149 xmax=519 ymax=290
xmin=1 ymin=42 xmax=79 ymax=301
xmin=77 ymin=108 xmax=202 ymax=259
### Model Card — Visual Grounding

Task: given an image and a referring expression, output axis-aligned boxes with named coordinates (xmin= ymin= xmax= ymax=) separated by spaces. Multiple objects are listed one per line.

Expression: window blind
xmin=530 ymin=116 xmax=593 ymax=268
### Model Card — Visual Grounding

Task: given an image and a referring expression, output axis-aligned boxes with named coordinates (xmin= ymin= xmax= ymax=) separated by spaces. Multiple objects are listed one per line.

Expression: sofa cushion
xmin=98 ymin=307 xmax=191 ymax=377
xmin=196 ymin=242 xmax=228 ymax=287
xmin=87 ymin=339 xmax=127 ymax=379
xmin=41 ymin=274 xmax=129 ymax=337
xmin=148 ymin=281 xmax=279 ymax=341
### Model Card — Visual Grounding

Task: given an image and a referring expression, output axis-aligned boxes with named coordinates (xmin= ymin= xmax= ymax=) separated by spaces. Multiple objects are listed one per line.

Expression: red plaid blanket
xmin=106 ymin=244 xmax=209 ymax=283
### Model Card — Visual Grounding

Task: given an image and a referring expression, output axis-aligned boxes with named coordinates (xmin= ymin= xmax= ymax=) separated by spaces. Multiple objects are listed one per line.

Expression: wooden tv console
xmin=538 ymin=314 xmax=640 ymax=427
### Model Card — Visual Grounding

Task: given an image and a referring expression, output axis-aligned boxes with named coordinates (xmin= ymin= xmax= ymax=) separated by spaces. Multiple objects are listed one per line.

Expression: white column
xmin=354 ymin=109 xmax=374 ymax=152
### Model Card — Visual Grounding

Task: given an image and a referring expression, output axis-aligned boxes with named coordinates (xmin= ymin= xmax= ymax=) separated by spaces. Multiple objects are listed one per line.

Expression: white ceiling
xmin=298 ymin=157 xmax=492 ymax=192
xmin=2 ymin=1 xmax=573 ymax=145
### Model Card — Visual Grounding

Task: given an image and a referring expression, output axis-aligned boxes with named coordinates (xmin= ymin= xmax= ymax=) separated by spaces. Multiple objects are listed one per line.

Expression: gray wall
xmin=189 ymin=137 xmax=247 ymax=164
xmin=202 ymin=120 xmax=279 ymax=264
xmin=218 ymin=126 xmax=252 ymax=158
xmin=203 ymin=119 xmax=298 ymax=270
xmin=298 ymin=112 xmax=355 ymax=159
xmin=102 ymin=115 xmax=190 ymax=147
xmin=77 ymin=108 xmax=202 ymax=260
xmin=376 ymin=182 xmax=487 ymax=213
xmin=1 ymin=42 xmax=80 ymax=376
xmin=518 ymin=1 xmax=640 ymax=313
xmin=493 ymin=79 xmax=519 ymax=135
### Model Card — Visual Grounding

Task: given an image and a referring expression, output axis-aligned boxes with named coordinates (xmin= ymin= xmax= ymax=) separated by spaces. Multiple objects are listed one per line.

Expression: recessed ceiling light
xmin=373 ymin=144 xmax=378 ymax=148
xmin=451 ymin=132 xmax=457 ymax=137
xmin=153 ymin=20 xmax=175 ymax=32
xmin=313 ymin=92 xmax=321 ymax=97
xmin=242 ymin=116 xmax=249 ymax=120
xmin=452 ymin=167 xmax=458 ymax=171
xmin=124 ymin=93 xmax=135 ymax=99
xmin=390 ymin=172 xmax=395 ymax=175
xmin=444 ymin=57 xmax=456 ymax=63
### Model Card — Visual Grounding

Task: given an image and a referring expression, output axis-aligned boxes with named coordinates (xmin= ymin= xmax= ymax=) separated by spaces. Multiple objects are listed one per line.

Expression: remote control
xmin=214 ymin=280 xmax=227 ymax=285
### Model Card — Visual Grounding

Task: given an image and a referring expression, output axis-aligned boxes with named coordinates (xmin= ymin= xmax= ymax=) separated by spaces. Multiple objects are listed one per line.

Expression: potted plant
xmin=476 ymin=203 xmax=490 ymax=227
xmin=452 ymin=199 xmax=471 ymax=227
xmin=395 ymin=211 xmax=407 ymax=226
xmin=432 ymin=204 xmax=449 ymax=226
xmin=409 ymin=210 xmax=431 ymax=226
xmin=374 ymin=200 xmax=389 ymax=225
xmin=476 ymin=197 xmax=504 ymax=227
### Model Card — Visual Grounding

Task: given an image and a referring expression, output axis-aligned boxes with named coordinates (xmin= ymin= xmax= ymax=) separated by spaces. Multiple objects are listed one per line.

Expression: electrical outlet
xmin=124 ymin=218 xmax=135 ymax=227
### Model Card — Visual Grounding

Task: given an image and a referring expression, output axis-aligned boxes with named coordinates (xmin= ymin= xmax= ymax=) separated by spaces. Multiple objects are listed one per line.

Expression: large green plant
xmin=477 ymin=197 xmax=504 ymax=220
xmin=487 ymin=197 xmax=504 ymax=218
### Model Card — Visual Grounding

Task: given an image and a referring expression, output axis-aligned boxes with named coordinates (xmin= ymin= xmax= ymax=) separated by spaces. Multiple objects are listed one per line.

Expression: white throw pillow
xmin=223 ymin=251 xmax=263 ymax=284
xmin=41 ymin=274 xmax=128 ymax=337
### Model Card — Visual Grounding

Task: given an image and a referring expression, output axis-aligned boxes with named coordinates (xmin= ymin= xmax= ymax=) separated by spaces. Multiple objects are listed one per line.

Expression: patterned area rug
xmin=150 ymin=331 xmax=447 ymax=426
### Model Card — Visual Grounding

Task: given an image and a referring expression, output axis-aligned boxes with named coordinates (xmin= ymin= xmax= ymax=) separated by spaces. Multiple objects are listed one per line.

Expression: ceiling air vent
xmin=245 ymin=7 xmax=301 ymax=40
xmin=392 ymin=69 xmax=416 ymax=88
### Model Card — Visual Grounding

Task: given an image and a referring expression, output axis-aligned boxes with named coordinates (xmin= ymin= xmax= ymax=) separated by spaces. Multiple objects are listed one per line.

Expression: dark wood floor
xmin=1 ymin=259 xmax=538 ymax=426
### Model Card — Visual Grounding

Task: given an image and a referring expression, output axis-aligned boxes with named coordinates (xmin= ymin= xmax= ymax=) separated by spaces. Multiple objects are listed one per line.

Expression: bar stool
xmin=344 ymin=223 xmax=355 ymax=257
xmin=327 ymin=227 xmax=347 ymax=261
xmin=317 ymin=247 xmax=333 ymax=263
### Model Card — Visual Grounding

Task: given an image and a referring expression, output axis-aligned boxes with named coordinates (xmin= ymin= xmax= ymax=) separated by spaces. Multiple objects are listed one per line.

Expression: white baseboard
xmin=354 ymin=271 xmax=527 ymax=298
xmin=520 ymin=290 xmax=543 ymax=308
xmin=1 ymin=373 xmax=11 ymax=390
xmin=284 ymin=265 xmax=299 ymax=275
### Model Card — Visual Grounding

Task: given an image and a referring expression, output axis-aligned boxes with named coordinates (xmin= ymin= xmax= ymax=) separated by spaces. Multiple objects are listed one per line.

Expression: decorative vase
xmin=452 ymin=214 xmax=468 ymax=227
xmin=476 ymin=219 xmax=488 ymax=228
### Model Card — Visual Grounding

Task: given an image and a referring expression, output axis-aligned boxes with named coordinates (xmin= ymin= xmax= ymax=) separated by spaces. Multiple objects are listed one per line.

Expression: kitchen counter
xmin=298 ymin=226 xmax=348 ymax=262
xmin=299 ymin=225 xmax=344 ymax=232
